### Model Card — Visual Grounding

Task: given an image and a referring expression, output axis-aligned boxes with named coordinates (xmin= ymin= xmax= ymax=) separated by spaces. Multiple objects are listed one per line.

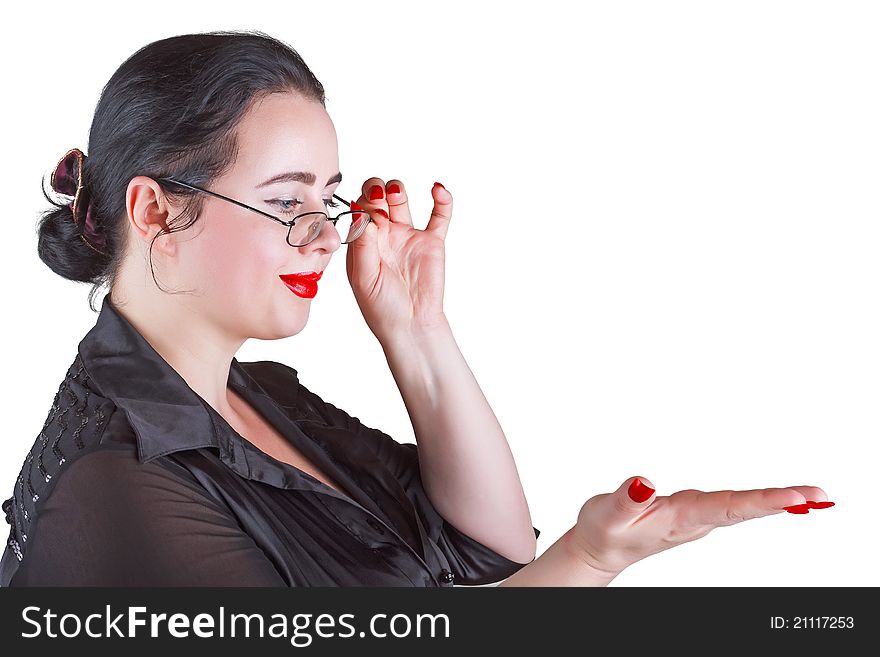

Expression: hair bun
xmin=50 ymin=148 xmax=106 ymax=255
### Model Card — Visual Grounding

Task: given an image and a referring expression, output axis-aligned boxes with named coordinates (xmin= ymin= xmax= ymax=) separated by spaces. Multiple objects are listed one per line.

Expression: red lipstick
xmin=279 ymin=270 xmax=323 ymax=299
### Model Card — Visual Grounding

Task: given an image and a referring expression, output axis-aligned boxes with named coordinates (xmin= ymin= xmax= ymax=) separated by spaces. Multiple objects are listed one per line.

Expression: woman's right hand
xmin=570 ymin=476 xmax=833 ymax=577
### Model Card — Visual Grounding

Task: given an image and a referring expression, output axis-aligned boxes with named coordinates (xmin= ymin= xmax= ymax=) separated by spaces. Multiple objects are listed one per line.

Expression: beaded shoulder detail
xmin=1 ymin=353 xmax=118 ymax=563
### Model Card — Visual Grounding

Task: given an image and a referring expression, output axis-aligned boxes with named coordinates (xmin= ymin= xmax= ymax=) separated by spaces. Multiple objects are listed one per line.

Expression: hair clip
xmin=50 ymin=148 xmax=107 ymax=256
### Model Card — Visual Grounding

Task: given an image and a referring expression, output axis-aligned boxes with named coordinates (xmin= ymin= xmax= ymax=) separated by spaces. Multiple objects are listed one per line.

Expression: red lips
xmin=279 ymin=270 xmax=323 ymax=299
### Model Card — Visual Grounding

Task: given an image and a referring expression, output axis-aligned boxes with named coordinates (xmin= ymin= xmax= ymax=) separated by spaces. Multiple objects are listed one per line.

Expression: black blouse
xmin=0 ymin=296 xmax=539 ymax=587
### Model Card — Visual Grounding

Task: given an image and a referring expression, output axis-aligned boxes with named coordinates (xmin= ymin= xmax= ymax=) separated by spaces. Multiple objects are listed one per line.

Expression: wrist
xmin=379 ymin=314 xmax=452 ymax=355
xmin=562 ymin=526 xmax=622 ymax=585
xmin=499 ymin=526 xmax=622 ymax=587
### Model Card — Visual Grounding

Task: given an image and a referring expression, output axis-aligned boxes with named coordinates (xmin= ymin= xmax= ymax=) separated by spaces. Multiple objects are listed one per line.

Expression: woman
xmin=0 ymin=30 xmax=832 ymax=587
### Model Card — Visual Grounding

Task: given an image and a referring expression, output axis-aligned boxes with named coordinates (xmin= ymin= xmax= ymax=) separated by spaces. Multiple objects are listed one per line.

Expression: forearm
xmin=497 ymin=526 xmax=620 ymax=587
xmin=381 ymin=314 xmax=536 ymax=564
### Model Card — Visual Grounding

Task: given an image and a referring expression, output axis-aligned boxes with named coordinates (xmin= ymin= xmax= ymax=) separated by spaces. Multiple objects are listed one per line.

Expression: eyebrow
xmin=256 ymin=171 xmax=343 ymax=188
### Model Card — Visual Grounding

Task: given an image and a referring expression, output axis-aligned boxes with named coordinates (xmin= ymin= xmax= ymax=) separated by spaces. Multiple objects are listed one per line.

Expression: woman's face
xmin=171 ymin=91 xmax=342 ymax=341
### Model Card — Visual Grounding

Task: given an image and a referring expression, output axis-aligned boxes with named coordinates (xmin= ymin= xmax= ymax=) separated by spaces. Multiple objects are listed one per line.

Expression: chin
xmin=253 ymin=326 xmax=306 ymax=341
xmin=257 ymin=311 xmax=310 ymax=341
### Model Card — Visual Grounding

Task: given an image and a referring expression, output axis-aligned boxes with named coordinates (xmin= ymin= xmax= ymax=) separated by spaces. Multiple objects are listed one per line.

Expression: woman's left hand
xmin=346 ymin=178 xmax=452 ymax=346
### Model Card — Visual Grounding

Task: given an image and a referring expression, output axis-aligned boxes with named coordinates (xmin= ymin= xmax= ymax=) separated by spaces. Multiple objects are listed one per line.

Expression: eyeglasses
xmin=156 ymin=177 xmax=374 ymax=247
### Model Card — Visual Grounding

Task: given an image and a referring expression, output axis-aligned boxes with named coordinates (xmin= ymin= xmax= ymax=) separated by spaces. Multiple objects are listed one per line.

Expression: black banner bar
xmin=0 ymin=587 xmax=869 ymax=654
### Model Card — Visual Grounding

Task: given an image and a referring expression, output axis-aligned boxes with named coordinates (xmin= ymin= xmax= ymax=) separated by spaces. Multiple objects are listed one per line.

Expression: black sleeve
xmin=296 ymin=379 xmax=541 ymax=586
xmin=9 ymin=447 xmax=287 ymax=587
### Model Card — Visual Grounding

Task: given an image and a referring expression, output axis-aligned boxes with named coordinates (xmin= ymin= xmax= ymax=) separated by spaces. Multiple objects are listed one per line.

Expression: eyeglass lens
xmin=287 ymin=209 xmax=371 ymax=247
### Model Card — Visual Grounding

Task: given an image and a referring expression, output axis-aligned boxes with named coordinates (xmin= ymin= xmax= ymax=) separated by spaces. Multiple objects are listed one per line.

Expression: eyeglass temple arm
xmin=158 ymin=177 xmax=293 ymax=225
xmin=159 ymin=179 xmax=371 ymax=223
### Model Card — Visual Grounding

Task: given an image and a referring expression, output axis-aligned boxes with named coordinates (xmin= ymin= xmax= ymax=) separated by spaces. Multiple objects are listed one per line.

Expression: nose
xmin=302 ymin=214 xmax=342 ymax=253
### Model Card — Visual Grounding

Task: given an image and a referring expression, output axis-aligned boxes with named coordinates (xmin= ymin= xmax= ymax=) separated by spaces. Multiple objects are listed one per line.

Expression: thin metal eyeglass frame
xmin=156 ymin=177 xmax=374 ymax=246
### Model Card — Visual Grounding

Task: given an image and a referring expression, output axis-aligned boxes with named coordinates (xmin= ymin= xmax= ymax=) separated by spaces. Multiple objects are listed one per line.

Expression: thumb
xmin=347 ymin=201 xmax=376 ymax=248
xmin=616 ymin=476 xmax=656 ymax=514
xmin=346 ymin=200 xmax=378 ymax=255
xmin=345 ymin=200 xmax=379 ymax=287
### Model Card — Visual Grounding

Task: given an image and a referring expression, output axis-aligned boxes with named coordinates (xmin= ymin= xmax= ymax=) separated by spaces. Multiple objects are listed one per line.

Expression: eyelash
xmin=270 ymin=198 xmax=341 ymax=213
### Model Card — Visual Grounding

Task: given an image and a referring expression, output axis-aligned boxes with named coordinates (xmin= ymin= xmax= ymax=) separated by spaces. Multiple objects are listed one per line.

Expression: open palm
xmin=572 ymin=477 xmax=833 ymax=576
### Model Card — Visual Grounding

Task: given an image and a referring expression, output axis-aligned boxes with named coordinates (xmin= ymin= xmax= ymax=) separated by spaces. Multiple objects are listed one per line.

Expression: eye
xmin=269 ymin=198 xmax=341 ymax=214
xmin=269 ymin=198 xmax=302 ymax=214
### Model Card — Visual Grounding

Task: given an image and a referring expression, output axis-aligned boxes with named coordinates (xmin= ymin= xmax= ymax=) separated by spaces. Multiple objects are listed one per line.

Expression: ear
xmin=125 ymin=176 xmax=180 ymax=256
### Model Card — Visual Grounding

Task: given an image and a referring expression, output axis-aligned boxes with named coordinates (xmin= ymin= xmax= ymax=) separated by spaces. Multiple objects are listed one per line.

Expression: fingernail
xmin=433 ymin=181 xmax=445 ymax=190
xmin=783 ymin=503 xmax=811 ymax=514
xmin=784 ymin=500 xmax=836 ymax=514
xmin=627 ymin=477 xmax=655 ymax=503
xmin=369 ymin=185 xmax=384 ymax=200
xmin=373 ymin=208 xmax=389 ymax=219
xmin=350 ymin=200 xmax=362 ymax=211
xmin=387 ymin=183 xmax=401 ymax=195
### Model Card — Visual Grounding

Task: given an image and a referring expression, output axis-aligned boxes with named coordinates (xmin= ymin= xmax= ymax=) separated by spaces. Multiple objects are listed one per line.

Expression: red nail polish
xmin=783 ymin=503 xmax=811 ymax=514
xmin=387 ymin=183 xmax=401 ymax=195
xmin=433 ymin=181 xmax=445 ymax=189
xmin=806 ymin=500 xmax=835 ymax=509
xmin=369 ymin=185 xmax=384 ymax=200
xmin=627 ymin=478 xmax=655 ymax=503
xmin=374 ymin=208 xmax=389 ymax=219
xmin=350 ymin=200 xmax=362 ymax=211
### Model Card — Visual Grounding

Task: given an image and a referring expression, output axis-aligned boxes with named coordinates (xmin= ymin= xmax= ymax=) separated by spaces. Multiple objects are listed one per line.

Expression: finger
xmin=781 ymin=486 xmax=834 ymax=514
xmin=384 ymin=179 xmax=414 ymax=227
xmin=426 ymin=182 xmax=453 ymax=240
xmin=682 ymin=486 xmax=829 ymax=528
xmin=355 ymin=177 xmax=389 ymax=227
xmin=613 ymin=476 xmax=657 ymax=517
xmin=786 ymin=485 xmax=830 ymax=504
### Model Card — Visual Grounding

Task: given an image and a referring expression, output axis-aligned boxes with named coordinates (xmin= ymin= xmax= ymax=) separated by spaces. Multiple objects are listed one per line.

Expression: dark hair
xmin=36 ymin=30 xmax=326 ymax=311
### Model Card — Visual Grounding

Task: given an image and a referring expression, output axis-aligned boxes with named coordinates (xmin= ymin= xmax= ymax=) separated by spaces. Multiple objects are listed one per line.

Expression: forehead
xmin=233 ymin=91 xmax=339 ymax=179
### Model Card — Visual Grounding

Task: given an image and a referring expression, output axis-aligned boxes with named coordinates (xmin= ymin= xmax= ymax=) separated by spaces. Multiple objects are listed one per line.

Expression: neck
xmin=108 ymin=289 xmax=246 ymax=418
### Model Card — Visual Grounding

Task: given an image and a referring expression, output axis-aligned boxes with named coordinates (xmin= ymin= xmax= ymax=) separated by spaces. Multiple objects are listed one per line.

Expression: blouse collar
xmin=76 ymin=294 xmax=266 ymax=466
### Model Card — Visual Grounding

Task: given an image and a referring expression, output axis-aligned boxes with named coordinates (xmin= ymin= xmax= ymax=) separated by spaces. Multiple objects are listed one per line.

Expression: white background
xmin=1 ymin=0 xmax=877 ymax=586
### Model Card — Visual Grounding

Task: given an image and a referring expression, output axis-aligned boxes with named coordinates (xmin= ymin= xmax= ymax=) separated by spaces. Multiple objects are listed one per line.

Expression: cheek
xmin=184 ymin=221 xmax=288 ymax=298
